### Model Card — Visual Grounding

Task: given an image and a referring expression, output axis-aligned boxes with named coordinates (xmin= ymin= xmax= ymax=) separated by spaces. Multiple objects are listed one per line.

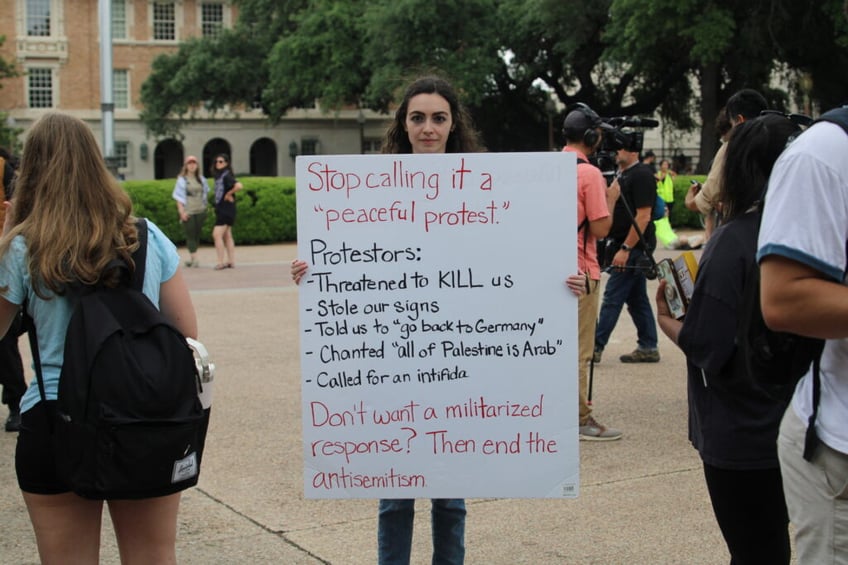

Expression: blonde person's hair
xmin=179 ymin=159 xmax=202 ymax=182
xmin=0 ymin=112 xmax=138 ymax=298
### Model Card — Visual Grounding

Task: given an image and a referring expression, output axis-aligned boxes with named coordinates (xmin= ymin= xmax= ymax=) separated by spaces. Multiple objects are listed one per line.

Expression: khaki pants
xmin=778 ymin=407 xmax=848 ymax=564
xmin=578 ymin=279 xmax=600 ymax=425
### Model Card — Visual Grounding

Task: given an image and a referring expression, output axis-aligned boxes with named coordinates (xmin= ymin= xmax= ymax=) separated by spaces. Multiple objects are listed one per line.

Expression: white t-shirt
xmin=757 ymin=120 xmax=848 ymax=454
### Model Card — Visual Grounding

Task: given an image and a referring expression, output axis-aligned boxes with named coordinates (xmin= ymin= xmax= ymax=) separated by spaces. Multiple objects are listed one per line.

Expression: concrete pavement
xmin=0 ymin=237 xmax=760 ymax=564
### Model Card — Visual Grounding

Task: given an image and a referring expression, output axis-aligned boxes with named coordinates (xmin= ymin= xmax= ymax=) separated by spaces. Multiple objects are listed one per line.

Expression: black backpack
xmin=28 ymin=219 xmax=208 ymax=499
xmin=733 ymin=243 xmax=824 ymax=403
xmin=734 ymin=106 xmax=848 ymax=461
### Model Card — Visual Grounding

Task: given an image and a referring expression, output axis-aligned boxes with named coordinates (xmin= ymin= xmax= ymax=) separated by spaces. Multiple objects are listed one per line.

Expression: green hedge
xmin=122 ymin=173 xmax=707 ymax=246
xmin=122 ymin=177 xmax=297 ymax=245
xmin=668 ymin=176 xmax=707 ymax=229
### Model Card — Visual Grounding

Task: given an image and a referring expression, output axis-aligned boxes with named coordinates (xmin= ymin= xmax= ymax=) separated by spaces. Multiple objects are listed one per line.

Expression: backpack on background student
xmin=26 ymin=219 xmax=214 ymax=499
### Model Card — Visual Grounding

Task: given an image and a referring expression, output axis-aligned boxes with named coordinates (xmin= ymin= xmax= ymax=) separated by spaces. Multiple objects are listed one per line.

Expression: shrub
xmin=669 ymin=176 xmax=707 ymax=229
xmin=122 ymin=177 xmax=297 ymax=245
xmin=122 ymin=173 xmax=707 ymax=246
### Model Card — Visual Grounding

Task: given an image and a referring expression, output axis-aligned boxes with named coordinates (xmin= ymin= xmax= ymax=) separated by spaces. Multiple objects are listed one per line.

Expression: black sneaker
xmin=592 ymin=348 xmax=603 ymax=363
xmin=5 ymin=409 xmax=21 ymax=432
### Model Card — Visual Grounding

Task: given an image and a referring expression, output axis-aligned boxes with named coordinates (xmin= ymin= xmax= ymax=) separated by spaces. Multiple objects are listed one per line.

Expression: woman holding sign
xmin=292 ymin=76 xmax=482 ymax=565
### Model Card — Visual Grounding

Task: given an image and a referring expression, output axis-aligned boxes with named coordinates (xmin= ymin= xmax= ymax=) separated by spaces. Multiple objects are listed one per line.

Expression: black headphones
xmin=563 ymin=103 xmax=602 ymax=147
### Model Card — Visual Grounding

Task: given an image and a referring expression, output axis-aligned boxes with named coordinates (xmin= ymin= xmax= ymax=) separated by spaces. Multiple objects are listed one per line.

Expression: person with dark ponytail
xmin=655 ymin=113 xmax=802 ymax=564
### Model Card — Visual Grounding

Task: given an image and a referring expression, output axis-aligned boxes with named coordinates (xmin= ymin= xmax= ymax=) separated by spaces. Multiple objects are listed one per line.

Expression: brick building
xmin=0 ymin=0 xmax=383 ymax=179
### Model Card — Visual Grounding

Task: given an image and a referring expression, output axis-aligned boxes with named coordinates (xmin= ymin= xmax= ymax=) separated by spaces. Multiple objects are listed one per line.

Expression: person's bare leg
xmin=224 ymin=226 xmax=236 ymax=267
xmin=22 ymin=491 xmax=103 ymax=564
xmin=109 ymin=493 xmax=181 ymax=565
xmin=212 ymin=225 xmax=226 ymax=268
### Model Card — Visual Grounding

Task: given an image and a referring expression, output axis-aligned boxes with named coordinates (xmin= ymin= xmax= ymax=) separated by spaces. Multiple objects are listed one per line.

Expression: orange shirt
xmin=563 ymin=147 xmax=610 ymax=281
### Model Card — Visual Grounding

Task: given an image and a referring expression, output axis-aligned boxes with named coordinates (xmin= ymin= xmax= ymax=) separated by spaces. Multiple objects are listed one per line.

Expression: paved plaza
xmin=0 ymin=238 xmax=772 ymax=564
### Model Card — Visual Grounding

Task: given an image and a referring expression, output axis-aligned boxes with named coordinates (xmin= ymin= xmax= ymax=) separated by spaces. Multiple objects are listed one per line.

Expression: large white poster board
xmin=296 ymin=152 xmax=578 ymax=499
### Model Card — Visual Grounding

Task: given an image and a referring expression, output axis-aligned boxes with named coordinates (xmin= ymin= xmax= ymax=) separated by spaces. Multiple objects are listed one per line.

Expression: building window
xmin=26 ymin=0 xmax=52 ymax=37
xmin=301 ymin=139 xmax=319 ymax=156
xmin=28 ymin=68 xmax=53 ymax=108
xmin=112 ymin=0 xmax=127 ymax=39
xmin=201 ymin=3 xmax=224 ymax=37
xmin=152 ymin=2 xmax=176 ymax=41
xmin=113 ymin=69 xmax=129 ymax=109
xmin=114 ymin=141 xmax=129 ymax=169
xmin=362 ymin=139 xmax=382 ymax=154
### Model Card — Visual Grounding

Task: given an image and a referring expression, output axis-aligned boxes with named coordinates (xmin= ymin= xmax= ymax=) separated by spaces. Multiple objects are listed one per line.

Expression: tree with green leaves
xmin=604 ymin=0 xmax=848 ymax=170
xmin=0 ymin=35 xmax=21 ymax=152
xmin=140 ymin=0 xmax=848 ymax=160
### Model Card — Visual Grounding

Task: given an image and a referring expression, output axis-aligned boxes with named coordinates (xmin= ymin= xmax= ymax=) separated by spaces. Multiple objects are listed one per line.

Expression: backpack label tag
xmin=172 ymin=451 xmax=198 ymax=483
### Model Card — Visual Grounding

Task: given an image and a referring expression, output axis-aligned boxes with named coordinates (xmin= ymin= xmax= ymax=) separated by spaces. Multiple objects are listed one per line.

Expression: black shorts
xmin=15 ymin=401 xmax=72 ymax=494
xmin=214 ymin=201 xmax=236 ymax=226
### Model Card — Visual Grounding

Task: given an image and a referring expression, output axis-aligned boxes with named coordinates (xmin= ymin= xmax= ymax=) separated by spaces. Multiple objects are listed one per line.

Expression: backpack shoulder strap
xmin=576 ymin=157 xmax=592 ymax=233
xmin=131 ymin=219 xmax=148 ymax=292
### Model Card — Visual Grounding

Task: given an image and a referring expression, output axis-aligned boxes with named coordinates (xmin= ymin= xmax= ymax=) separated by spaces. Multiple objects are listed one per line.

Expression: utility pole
xmin=98 ymin=0 xmax=117 ymax=175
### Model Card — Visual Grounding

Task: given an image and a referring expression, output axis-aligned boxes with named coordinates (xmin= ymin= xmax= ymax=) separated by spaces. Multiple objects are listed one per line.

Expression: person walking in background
xmin=172 ymin=155 xmax=210 ymax=268
xmin=0 ymin=112 xmax=198 ymax=564
xmin=211 ymin=153 xmax=242 ymax=270
xmin=560 ymin=103 xmax=623 ymax=441
xmin=655 ymin=158 xmax=677 ymax=219
xmin=0 ymin=147 xmax=25 ymax=432
xmin=641 ymin=149 xmax=657 ymax=174
xmin=292 ymin=75 xmax=482 ymax=565
xmin=685 ymin=90 xmax=767 ymax=239
xmin=758 ymin=107 xmax=848 ymax=565
xmin=592 ymin=136 xmax=660 ymax=364
xmin=656 ymin=114 xmax=801 ymax=565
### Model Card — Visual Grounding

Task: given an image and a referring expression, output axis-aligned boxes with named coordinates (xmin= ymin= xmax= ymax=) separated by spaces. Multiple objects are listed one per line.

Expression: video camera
xmin=590 ymin=116 xmax=659 ymax=183
xmin=592 ymin=115 xmax=660 ymax=280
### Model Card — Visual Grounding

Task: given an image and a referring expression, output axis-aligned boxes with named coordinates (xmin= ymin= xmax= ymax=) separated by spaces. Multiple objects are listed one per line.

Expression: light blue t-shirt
xmin=0 ymin=220 xmax=180 ymax=414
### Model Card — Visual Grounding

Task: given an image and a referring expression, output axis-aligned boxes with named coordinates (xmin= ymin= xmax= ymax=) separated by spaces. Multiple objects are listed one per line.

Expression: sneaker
xmin=592 ymin=348 xmax=603 ymax=364
xmin=579 ymin=417 xmax=622 ymax=441
xmin=620 ymin=348 xmax=660 ymax=363
xmin=5 ymin=409 xmax=21 ymax=432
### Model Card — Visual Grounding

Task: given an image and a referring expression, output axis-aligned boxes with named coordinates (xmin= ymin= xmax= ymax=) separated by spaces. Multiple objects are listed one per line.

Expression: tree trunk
xmin=697 ymin=64 xmax=722 ymax=175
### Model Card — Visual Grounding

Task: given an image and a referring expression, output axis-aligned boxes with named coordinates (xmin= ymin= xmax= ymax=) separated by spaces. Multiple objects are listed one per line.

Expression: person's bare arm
xmin=685 ymin=182 xmax=702 ymax=212
xmin=760 ymin=255 xmax=848 ymax=339
xmin=588 ymin=179 xmax=621 ymax=238
xmin=588 ymin=216 xmax=612 ymax=239
xmin=225 ymin=181 xmax=243 ymax=203
xmin=159 ymin=270 xmax=198 ymax=339
xmin=610 ymin=206 xmax=651 ymax=269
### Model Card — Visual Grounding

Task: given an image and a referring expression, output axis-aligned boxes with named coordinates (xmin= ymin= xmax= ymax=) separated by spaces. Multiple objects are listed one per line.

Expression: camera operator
xmin=593 ymin=134 xmax=660 ymax=364
xmin=561 ymin=103 xmax=622 ymax=441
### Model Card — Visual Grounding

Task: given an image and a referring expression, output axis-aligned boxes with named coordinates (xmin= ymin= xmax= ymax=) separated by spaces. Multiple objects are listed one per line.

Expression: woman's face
xmin=404 ymin=93 xmax=453 ymax=154
xmin=187 ymin=161 xmax=198 ymax=171
xmin=215 ymin=157 xmax=228 ymax=170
